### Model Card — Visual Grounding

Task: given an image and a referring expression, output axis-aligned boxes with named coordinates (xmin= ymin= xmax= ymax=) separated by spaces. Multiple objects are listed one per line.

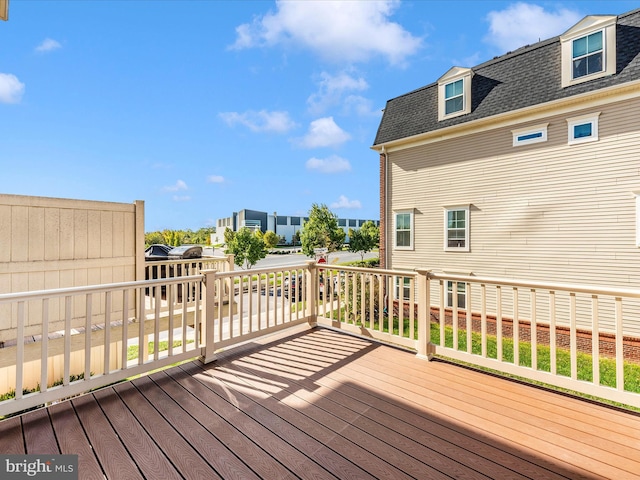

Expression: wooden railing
xmin=1 ymin=262 xmax=639 ymax=417
xmin=421 ymin=270 xmax=640 ymax=409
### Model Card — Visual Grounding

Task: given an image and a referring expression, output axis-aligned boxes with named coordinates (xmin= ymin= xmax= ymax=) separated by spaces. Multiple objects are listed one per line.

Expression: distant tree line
xmin=145 ymin=227 xmax=215 ymax=247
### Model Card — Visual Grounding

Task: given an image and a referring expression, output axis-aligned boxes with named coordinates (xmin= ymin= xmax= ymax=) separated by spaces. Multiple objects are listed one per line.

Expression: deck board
xmin=1 ymin=327 xmax=639 ymax=479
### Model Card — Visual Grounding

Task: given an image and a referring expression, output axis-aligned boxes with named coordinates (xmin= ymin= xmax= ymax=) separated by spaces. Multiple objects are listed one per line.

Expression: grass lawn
xmin=324 ymin=308 xmax=640 ymax=402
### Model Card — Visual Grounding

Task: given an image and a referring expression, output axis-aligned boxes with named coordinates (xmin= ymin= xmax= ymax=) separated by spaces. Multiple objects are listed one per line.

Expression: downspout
xmin=382 ymin=145 xmax=389 ymax=270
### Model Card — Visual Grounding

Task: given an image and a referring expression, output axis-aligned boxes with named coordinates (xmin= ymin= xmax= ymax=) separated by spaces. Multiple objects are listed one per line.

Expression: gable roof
xmin=373 ymin=8 xmax=640 ymax=147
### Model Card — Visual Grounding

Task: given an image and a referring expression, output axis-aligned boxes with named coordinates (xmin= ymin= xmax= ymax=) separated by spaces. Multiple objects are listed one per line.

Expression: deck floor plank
xmin=22 ymin=407 xmax=58 ymax=454
xmin=1 ymin=327 xmax=639 ymax=480
xmin=48 ymin=401 xmax=104 ymax=479
xmin=72 ymin=393 xmax=143 ymax=479
xmin=92 ymin=387 xmax=182 ymax=480
xmin=0 ymin=415 xmax=24 ymax=454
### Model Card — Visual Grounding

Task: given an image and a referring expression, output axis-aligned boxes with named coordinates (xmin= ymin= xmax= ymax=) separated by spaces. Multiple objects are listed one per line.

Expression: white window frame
xmin=447 ymin=281 xmax=467 ymax=309
xmin=567 ymin=112 xmax=600 ymax=145
xmin=559 ymin=16 xmax=616 ymax=88
xmin=444 ymin=206 xmax=470 ymax=252
xmin=444 ymin=79 xmax=464 ymax=116
xmin=571 ymin=30 xmax=604 ymax=80
xmin=437 ymin=67 xmax=473 ymax=121
xmin=512 ymin=123 xmax=548 ymax=147
xmin=394 ymin=210 xmax=414 ymax=250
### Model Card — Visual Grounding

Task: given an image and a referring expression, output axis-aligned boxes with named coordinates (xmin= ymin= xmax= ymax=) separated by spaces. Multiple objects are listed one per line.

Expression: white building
xmin=212 ymin=208 xmax=378 ymax=245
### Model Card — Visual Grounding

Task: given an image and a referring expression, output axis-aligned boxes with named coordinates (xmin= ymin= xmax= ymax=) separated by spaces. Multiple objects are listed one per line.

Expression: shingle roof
xmin=373 ymin=8 xmax=640 ymax=146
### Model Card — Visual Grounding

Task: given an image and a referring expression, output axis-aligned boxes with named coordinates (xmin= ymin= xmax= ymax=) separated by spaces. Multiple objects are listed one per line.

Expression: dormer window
xmin=572 ymin=31 xmax=603 ymax=79
xmin=560 ymin=15 xmax=616 ymax=88
xmin=445 ymin=79 xmax=464 ymax=115
xmin=438 ymin=67 xmax=473 ymax=121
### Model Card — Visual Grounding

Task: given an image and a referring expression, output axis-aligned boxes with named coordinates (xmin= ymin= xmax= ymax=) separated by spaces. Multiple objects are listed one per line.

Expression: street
xmin=251 ymin=250 xmax=377 ymax=269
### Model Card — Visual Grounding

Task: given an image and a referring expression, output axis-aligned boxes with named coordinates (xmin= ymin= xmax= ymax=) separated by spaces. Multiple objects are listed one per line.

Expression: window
xmin=512 ymin=123 xmax=548 ymax=147
xmin=437 ymin=67 xmax=473 ymax=120
xmin=567 ymin=113 xmax=600 ymax=144
xmin=560 ymin=15 xmax=616 ymax=88
xmin=394 ymin=211 xmax=413 ymax=250
xmin=290 ymin=216 xmax=300 ymax=226
xmin=338 ymin=219 xmax=346 ymax=227
xmin=395 ymin=277 xmax=411 ymax=301
xmin=572 ymin=31 xmax=603 ymax=79
xmin=349 ymin=219 xmax=357 ymax=227
xmin=277 ymin=216 xmax=288 ymax=225
xmin=445 ymin=79 xmax=464 ymax=115
xmin=444 ymin=206 xmax=469 ymax=251
xmin=447 ymin=281 xmax=467 ymax=309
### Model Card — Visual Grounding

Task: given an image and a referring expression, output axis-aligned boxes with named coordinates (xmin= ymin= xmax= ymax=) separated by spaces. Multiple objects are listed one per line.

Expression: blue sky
xmin=1 ymin=1 xmax=637 ymax=232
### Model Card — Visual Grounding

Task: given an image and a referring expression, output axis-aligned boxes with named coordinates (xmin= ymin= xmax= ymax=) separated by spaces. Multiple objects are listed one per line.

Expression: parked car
xmin=283 ymin=274 xmax=304 ymax=302
xmin=145 ymin=244 xmax=172 ymax=261
xmin=167 ymin=245 xmax=203 ymax=260
xmin=319 ymin=274 xmax=337 ymax=299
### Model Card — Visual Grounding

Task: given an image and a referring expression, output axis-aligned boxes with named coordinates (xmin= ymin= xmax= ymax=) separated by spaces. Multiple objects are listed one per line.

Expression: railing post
xmin=416 ymin=268 xmax=434 ymax=360
xmin=200 ymin=269 xmax=217 ymax=364
xmin=306 ymin=260 xmax=317 ymax=326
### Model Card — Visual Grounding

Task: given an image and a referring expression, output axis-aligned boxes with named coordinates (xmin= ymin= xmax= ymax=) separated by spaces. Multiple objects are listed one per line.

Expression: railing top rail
xmin=321 ymin=264 xmax=417 ymax=277
xmin=144 ymin=256 xmax=227 ymax=266
xmin=212 ymin=264 xmax=312 ymax=279
xmin=0 ymin=275 xmax=204 ymax=303
xmin=428 ymin=271 xmax=640 ymax=298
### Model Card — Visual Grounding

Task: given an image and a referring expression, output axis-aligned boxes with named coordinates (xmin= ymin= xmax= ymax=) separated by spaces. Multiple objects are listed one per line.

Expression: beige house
xmin=372 ymin=9 xmax=640 ymax=336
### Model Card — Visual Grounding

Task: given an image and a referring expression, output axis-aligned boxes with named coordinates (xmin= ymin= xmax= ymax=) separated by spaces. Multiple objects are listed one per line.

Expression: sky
xmin=1 ymin=0 xmax=638 ymax=232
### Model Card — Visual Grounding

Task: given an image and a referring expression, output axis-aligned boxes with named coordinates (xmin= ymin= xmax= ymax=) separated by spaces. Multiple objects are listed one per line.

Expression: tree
xmin=263 ymin=230 xmax=279 ymax=249
xmin=348 ymin=221 xmax=379 ymax=261
xmin=299 ymin=203 xmax=345 ymax=259
xmin=145 ymin=231 xmax=165 ymax=247
xmin=224 ymin=227 xmax=268 ymax=269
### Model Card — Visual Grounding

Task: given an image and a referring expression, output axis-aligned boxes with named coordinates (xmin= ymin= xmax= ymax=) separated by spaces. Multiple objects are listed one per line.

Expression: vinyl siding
xmin=387 ymin=97 xmax=640 ymax=335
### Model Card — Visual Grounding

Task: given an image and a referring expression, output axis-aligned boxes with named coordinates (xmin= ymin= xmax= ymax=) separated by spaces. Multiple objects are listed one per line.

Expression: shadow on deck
xmin=1 ymin=327 xmax=638 ymax=479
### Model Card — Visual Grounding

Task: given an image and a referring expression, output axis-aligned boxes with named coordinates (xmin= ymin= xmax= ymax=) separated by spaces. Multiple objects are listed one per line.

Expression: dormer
xmin=560 ymin=15 xmax=617 ymax=88
xmin=437 ymin=67 xmax=473 ymax=121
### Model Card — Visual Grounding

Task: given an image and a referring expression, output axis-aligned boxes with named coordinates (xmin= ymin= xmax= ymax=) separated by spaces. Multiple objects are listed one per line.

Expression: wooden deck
xmin=1 ymin=327 xmax=639 ymax=479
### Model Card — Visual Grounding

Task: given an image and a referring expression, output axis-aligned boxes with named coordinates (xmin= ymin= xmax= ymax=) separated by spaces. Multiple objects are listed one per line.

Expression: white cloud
xmin=343 ymin=95 xmax=379 ymax=117
xmin=485 ymin=3 xmax=581 ymax=53
xmin=298 ymin=117 xmax=350 ymax=149
xmin=207 ymin=175 xmax=225 ymax=183
xmin=0 ymin=73 xmax=25 ymax=104
xmin=230 ymin=0 xmax=422 ymax=65
xmin=330 ymin=195 xmax=361 ymax=209
xmin=172 ymin=195 xmax=191 ymax=202
xmin=35 ymin=38 xmax=62 ymax=53
xmin=307 ymin=71 xmax=368 ymax=114
xmin=163 ymin=180 xmax=188 ymax=192
xmin=306 ymin=155 xmax=351 ymax=173
xmin=219 ymin=110 xmax=296 ymax=133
